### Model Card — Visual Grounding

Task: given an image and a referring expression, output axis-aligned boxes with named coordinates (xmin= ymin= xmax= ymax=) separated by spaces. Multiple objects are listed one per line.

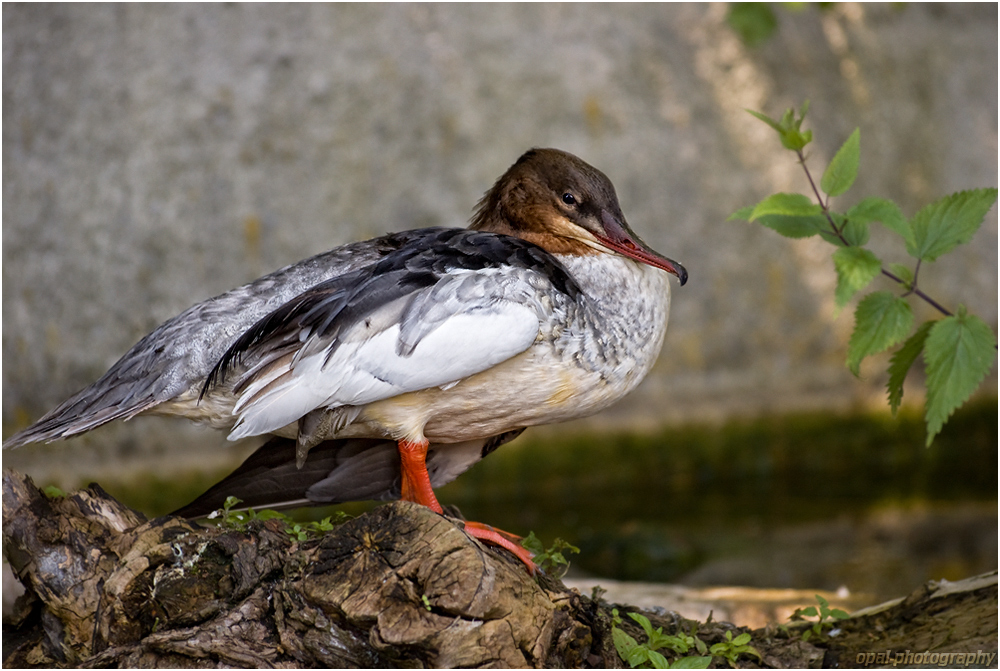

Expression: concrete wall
xmin=3 ymin=4 xmax=996 ymax=481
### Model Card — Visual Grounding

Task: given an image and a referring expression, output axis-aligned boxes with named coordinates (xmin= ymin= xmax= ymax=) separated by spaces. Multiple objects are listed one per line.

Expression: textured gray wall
xmin=3 ymin=4 xmax=997 ymax=482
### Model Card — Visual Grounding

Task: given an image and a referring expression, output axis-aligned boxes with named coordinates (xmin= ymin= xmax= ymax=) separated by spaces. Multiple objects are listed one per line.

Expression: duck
xmin=4 ymin=148 xmax=687 ymax=571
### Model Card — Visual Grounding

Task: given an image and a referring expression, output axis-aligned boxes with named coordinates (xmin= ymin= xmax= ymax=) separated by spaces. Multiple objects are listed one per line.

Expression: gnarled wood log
xmin=3 ymin=468 xmax=996 ymax=668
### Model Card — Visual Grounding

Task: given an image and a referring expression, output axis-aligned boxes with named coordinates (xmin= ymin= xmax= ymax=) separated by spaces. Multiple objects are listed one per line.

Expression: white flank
xmin=228 ymin=302 xmax=539 ymax=440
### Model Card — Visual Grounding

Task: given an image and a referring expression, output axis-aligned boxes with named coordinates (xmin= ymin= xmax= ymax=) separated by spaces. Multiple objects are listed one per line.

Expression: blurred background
xmin=3 ymin=4 xmax=996 ymax=609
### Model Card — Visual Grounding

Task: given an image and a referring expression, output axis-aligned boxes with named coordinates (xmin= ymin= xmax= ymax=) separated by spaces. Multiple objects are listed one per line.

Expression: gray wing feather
xmin=4 ymin=233 xmax=422 ymax=448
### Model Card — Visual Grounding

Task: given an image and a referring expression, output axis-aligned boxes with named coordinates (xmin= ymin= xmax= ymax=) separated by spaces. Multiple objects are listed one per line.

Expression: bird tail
xmin=171 ymin=437 xmax=402 ymax=518
xmin=171 ymin=429 xmax=526 ymax=519
xmin=3 ymin=384 xmax=161 ymax=449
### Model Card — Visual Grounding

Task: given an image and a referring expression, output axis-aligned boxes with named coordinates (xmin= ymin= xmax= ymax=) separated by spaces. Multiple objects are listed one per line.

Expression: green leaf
xmin=908 ymin=188 xmax=998 ymax=261
xmin=848 ymin=197 xmax=911 ymax=247
xmin=820 ymin=128 xmax=860 ymax=197
xmin=886 ymin=321 xmax=933 ymax=415
xmin=627 ymin=647 xmax=650 ymax=668
xmin=670 ymin=656 xmax=713 ymax=669
xmin=757 ymin=214 xmax=827 ymax=239
xmin=613 ymin=626 xmax=640 ymax=662
xmin=657 ymin=633 xmax=691 ymax=655
xmin=629 ymin=612 xmax=656 ymax=638
xmin=832 ymin=247 xmax=882 ymax=308
xmin=887 ymin=263 xmax=914 ymax=288
xmin=846 ymin=291 xmax=914 ymax=375
xmin=745 ymin=109 xmax=783 ymax=134
xmin=647 ymin=650 xmax=671 ymax=669
xmin=731 ymin=632 xmax=752 ymax=646
xmin=750 ymin=193 xmax=823 ymax=220
xmin=923 ymin=308 xmax=998 ymax=445
xmin=840 ymin=217 xmax=870 ymax=246
xmin=727 ymin=205 xmax=754 ymax=222
xmin=520 ymin=530 xmax=544 ymax=555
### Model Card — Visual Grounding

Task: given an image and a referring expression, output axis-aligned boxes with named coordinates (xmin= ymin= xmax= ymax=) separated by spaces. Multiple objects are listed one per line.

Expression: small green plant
xmin=789 ymin=594 xmax=850 ymax=642
xmin=284 ymin=516 xmax=343 ymax=541
xmin=520 ymin=531 xmax=580 ymax=578
xmin=42 ymin=485 xmax=67 ymax=499
xmin=210 ymin=496 xmax=346 ymax=540
xmin=732 ymin=101 xmax=997 ymax=446
xmin=708 ymin=630 xmax=762 ymax=668
xmin=611 ymin=608 xmax=712 ymax=669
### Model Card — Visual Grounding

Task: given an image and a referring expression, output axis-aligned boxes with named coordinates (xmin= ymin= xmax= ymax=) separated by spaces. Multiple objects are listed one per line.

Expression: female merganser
xmin=4 ymin=148 xmax=687 ymax=571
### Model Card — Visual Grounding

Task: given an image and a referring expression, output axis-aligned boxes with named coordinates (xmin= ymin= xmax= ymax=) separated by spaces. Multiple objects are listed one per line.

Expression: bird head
xmin=470 ymin=148 xmax=687 ymax=285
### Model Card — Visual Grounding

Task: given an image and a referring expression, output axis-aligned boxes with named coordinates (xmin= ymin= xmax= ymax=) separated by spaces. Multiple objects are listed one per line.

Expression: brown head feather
xmin=470 ymin=148 xmax=688 ymax=283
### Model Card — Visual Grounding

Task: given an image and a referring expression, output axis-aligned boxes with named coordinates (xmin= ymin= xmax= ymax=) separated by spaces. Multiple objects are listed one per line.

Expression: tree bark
xmin=3 ymin=469 xmax=996 ymax=668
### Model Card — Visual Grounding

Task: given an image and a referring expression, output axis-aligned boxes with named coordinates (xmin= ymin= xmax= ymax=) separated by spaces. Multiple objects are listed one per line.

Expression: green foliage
xmin=746 ymin=100 xmax=812 ymax=151
xmin=833 ymin=247 xmax=881 ymax=308
xmin=42 ymin=485 xmax=67 ymax=499
xmin=756 ymin=213 xmax=828 ymax=239
xmin=820 ymin=127 xmax=860 ymax=197
xmin=923 ymin=308 xmax=998 ymax=446
xmin=789 ymin=594 xmax=849 ymax=642
xmin=611 ymin=609 xmax=711 ymax=669
xmin=908 ymin=189 xmax=999 ymax=262
xmin=749 ymin=192 xmax=822 ymax=220
xmin=846 ymin=292 xmax=914 ymax=375
xmin=849 ymin=198 xmax=910 ymax=246
xmin=733 ymin=103 xmax=997 ymax=445
xmin=726 ymin=3 xmax=778 ymax=48
xmin=886 ymin=321 xmax=933 ymax=414
xmin=520 ymin=531 xmax=580 ymax=578
xmin=211 ymin=496 xmax=347 ymax=540
xmin=708 ymin=630 xmax=762 ymax=668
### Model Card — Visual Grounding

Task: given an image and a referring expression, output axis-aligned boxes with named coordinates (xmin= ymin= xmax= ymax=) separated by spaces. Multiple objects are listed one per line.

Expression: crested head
xmin=470 ymin=148 xmax=687 ymax=285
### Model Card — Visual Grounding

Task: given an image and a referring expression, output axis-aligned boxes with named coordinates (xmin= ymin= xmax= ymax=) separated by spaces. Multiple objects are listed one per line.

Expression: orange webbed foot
xmin=461 ymin=520 xmax=537 ymax=574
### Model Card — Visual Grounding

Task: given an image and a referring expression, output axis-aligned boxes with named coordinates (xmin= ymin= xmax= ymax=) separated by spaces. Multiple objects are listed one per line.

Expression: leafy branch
xmin=732 ymin=102 xmax=997 ymax=445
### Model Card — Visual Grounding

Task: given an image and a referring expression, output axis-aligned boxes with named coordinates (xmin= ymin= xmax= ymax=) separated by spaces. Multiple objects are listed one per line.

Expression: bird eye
xmin=562 ymin=193 xmax=577 ymax=206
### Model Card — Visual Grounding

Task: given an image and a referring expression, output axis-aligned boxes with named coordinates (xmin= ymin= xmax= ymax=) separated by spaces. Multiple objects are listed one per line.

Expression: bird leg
xmin=397 ymin=439 xmax=537 ymax=573
xmin=398 ymin=439 xmax=445 ymax=514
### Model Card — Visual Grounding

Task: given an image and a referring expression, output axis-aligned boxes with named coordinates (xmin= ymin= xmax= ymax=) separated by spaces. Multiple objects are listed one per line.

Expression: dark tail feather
xmin=171 ymin=437 xmax=403 ymax=519
xmin=171 ymin=428 xmax=527 ymax=520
